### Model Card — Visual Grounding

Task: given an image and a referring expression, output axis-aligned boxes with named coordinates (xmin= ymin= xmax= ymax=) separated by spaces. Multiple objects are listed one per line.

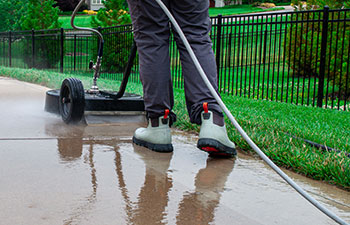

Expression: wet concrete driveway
xmin=0 ymin=77 xmax=349 ymax=225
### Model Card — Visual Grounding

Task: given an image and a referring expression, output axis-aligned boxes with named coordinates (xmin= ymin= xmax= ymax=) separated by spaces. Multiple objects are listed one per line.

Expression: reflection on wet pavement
xmin=176 ymin=157 xmax=236 ymax=225
xmin=0 ymin=77 xmax=349 ymax=225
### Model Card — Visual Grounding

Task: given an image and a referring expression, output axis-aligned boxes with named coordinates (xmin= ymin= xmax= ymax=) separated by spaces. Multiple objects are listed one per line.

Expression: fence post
xmin=317 ymin=6 xmax=329 ymax=108
xmin=60 ymin=28 xmax=64 ymax=73
xmin=263 ymin=30 xmax=268 ymax=65
xmin=32 ymin=29 xmax=35 ymax=68
xmin=216 ymin=15 xmax=222 ymax=85
xmin=8 ymin=31 xmax=11 ymax=67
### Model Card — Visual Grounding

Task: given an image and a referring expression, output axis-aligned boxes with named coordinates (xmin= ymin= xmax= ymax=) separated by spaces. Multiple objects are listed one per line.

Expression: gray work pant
xmin=127 ymin=0 xmax=222 ymax=125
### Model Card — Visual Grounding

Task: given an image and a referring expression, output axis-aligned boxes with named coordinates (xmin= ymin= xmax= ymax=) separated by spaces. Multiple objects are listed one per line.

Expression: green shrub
xmin=90 ymin=0 xmax=132 ymax=73
xmin=90 ymin=27 xmax=133 ymax=73
xmin=285 ymin=13 xmax=321 ymax=78
xmin=285 ymin=0 xmax=350 ymax=99
xmin=22 ymin=30 xmax=62 ymax=69
xmin=0 ymin=0 xmax=27 ymax=31
xmin=20 ymin=0 xmax=61 ymax=31
xmin=19 ymin=0 xmax=62 ymax=69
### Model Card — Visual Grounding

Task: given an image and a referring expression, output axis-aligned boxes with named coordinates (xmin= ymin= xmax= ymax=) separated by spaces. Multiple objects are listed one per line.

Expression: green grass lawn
xmin=59 ymin=15 xmax=94 ymax=29
xmin=58 ymin=5 xmax=286 ymax=29
xmin=0 ymin=66 xmax=349 ymax=190
xmin=208 ymin=5 xmax=285 ymax=17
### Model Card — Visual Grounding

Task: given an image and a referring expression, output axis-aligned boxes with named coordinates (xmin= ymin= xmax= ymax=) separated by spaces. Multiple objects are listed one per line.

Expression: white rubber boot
xmin=197 ymin=104 xmax=236 ymax=157
xmin=133 ymin=111 xmax=173 ymax=152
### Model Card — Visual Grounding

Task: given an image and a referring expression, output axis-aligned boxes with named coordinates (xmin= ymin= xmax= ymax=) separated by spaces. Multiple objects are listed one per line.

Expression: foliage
xmin=291 ymin=0 xmax=349 ymax=10
xmin=20 ymin=0 xmax=61 ymax=31
xmin=0 ymin=0 xmax=27 ymax=31
xmin=91 ymin=0 xmax=131 ymax=27
xmin=308 ymin=0 xmax=349 ymax=9
xmin=95 ymin=26 xmax=134 ymax=73
xmin=90 ymin=0 xmax=132 ymax=73
xmin=20 ymin=0 xmax=62 ymax=69
xmin=285 ymin=0 xmax=350 ymax=98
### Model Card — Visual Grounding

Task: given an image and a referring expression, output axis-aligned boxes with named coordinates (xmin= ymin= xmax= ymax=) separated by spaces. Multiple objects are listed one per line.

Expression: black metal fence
xmin=0 ymin=7 xmax=349 ymax=111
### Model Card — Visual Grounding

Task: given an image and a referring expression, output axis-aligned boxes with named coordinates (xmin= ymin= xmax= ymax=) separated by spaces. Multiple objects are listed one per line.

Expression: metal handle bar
xmin=71 ymin=0 xmax=104 ymax=44
xmin=71 ymin=0 xmax=104 ymax=93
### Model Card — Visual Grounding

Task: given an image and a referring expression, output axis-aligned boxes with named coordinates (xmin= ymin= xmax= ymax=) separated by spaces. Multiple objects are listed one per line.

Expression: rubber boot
xmin=133 ymin=110 xmax=173 ymax=152
xmin=197 ymin=103 xmax=236 ymax=157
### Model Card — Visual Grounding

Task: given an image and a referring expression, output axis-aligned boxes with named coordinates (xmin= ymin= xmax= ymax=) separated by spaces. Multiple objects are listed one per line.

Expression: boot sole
xmin=197 ymin=138 xmax=237 ymax=157
xmin=133 ymin=136 xmax=173 ymax=153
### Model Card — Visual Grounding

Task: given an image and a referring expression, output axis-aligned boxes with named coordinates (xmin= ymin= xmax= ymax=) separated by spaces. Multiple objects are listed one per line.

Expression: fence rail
xmin=0 ymin=7 xmax=349 ymax=111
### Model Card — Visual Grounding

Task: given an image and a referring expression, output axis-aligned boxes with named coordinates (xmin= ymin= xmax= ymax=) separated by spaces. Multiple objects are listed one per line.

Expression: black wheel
xmin=59 ymin=78 xmax=85 ymax=124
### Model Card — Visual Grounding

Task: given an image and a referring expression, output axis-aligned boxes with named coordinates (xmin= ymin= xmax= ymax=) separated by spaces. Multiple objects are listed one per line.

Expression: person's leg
xmin=127 ymin=0 xmax=175 ymax=122
xmin=170 ymin=0 xmax=236 ymax=157
xmin=127 ymin=0 xmax=174 ymax=152
xmin=170 ymin=0 xmax=221 ymax=125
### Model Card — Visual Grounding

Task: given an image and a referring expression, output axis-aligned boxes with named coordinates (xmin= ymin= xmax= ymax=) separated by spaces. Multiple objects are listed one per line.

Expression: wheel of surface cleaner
xmin=59 ymin=78 xmax=85 ymax=124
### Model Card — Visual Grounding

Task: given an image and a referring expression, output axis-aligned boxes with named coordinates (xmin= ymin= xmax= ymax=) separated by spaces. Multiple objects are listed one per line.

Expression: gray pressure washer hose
xmin=154 ymin=0 xmax=349 ymax=224
xmin=71 ymin=0 xmax=104 ymax=92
